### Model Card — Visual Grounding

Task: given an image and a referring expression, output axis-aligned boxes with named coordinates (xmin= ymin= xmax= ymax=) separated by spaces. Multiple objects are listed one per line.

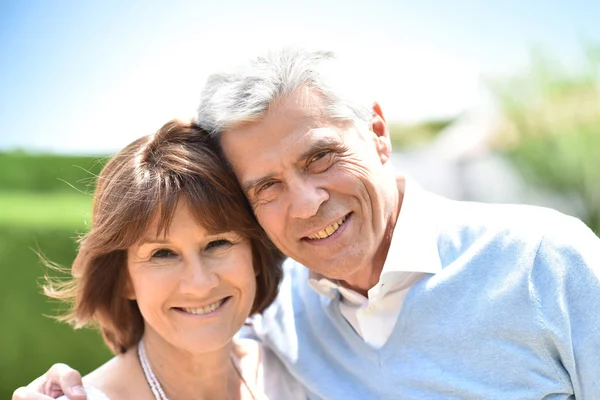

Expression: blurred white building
xmin=392 ymin=103 xmax=586 ymax=220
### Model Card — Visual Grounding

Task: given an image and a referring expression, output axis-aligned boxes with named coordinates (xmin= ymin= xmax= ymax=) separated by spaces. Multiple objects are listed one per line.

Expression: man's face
xmin=220 ymin=87 xmax=397 ymax=281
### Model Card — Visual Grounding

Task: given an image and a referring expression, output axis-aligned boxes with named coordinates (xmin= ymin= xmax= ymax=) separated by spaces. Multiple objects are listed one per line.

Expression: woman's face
xmin=126 ymin=199 xmax=256 ymax=353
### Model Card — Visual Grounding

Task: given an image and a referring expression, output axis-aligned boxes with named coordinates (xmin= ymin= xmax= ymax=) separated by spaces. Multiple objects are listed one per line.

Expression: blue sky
xmin=1 ymin=0 xmax=598 ymax=154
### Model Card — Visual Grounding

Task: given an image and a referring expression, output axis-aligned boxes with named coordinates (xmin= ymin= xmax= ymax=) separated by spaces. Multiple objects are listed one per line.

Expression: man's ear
xmin=371 ymin=102 xmax=392 ymax=164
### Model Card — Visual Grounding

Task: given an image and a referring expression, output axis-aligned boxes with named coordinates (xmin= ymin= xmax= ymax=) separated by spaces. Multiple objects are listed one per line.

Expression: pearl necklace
xmin=137 ymin=340 xmax=257 ymax=400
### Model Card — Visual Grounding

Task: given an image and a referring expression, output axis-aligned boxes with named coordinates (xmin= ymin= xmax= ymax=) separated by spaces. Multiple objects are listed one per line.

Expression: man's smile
xmin=302 ymin=213 xmax=352 ymax=243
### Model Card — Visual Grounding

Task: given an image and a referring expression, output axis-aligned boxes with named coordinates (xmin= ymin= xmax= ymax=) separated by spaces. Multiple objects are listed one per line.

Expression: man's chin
xmin=306 ymin=260 xmax=363 ymax=281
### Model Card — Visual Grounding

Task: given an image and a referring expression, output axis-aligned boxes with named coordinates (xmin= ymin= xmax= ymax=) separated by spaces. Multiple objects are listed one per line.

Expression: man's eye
xmin=309 ymin=151 xmax=329 ymax=163
xmin=307 ymin=151 xmax=333 ymax=171
xmin=205 ymin=239 xmax=233 ymax=252
xmin=151 ymin=248 xmax=176 ymax=259
xmin=256 ymin=181 xmax=276 ymax=194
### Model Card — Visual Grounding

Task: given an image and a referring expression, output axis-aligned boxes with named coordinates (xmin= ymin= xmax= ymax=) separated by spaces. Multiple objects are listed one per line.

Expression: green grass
xmin=0 ymin=192 xmax=111 ymax=397
xmin=0 ymin=226 xmax=112 ymax=397
xmin=0 ymin=191 xmax=92 ymax=229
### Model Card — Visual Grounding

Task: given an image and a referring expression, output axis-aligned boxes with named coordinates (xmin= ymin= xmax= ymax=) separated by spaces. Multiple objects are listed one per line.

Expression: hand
xmin=12 ymin=363 xmax=86 ymax=400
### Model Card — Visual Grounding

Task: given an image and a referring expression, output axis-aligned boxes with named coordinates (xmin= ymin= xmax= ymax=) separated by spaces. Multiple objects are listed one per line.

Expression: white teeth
xmin=308 ymin=217 xmax=346 ymax=240
xmin=182 ymin=299 xmax=224 ymax=315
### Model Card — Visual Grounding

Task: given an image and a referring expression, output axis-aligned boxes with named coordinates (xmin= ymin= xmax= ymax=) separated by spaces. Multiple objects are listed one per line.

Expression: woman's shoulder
xmin=74 ymin=347 xmax=146 ymax=400
xmin=57 ymin=386 xmax=111 ymax=400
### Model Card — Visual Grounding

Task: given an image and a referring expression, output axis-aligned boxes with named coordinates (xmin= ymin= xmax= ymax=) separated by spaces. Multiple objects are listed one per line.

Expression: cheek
xmin=330 ymin=159 xmax=375 ymax=196
xmin=337 ymin=154 xmax=377 ymax=177
xmin=228 ymin=249 xmax=258 ymax=307
xmin=245 ymin=275 xmax=257 ymax=305
xmin=130 ymin=272 xmax=173 ymax=313
xmin=255 ymin=208 xmax=285 ymax=238
xmin=124 ymin=274 xmax=137 ymax=300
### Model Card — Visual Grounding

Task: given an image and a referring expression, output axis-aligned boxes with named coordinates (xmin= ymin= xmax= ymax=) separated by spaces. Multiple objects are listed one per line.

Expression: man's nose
xmin=288 ymin=177 xmax=329 ymax=219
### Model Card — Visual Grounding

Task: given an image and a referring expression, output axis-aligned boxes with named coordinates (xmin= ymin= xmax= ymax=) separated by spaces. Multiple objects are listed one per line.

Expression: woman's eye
xmin=151 ymin=248 xmax=176 ymax=259
xmin=205 ymin=239 xmax=233 ymax=252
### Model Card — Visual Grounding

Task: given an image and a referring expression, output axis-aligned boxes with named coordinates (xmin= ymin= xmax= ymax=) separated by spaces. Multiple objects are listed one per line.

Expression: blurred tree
xmin=389 ymin=118 xmax=455 ymax=149
xmin=491 ymin=43 xmax=600 ymax=234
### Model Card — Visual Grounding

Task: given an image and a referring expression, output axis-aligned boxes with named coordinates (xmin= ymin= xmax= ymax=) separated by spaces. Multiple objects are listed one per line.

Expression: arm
xmin=12 ymin=364 xmax=87 ymax=400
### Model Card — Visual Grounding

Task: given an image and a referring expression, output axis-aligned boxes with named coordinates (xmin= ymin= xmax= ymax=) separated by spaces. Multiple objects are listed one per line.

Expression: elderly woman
xmin=44 ymin=120 xmax=304 ymax=399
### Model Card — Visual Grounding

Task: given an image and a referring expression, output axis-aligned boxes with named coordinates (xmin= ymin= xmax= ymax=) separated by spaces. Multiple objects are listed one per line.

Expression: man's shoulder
xmin=430 ymin=195 xmax=599 ymax=270
xmin=533 ymin=210 xmax=599 ymax=270
xmin=438 ymin=196 xmax=583 ymax=241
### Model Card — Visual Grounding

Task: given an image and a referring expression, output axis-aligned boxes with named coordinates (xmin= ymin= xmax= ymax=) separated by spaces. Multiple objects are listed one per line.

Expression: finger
xmin=12 ymin=386 xmax=54 ymax=400
xmin=25 ymin=374 xmax=48 ymax=392
xmin=45 ymin=363 xmax=86 ymax=400
xmin=43 ymin=380 xmax=66 ymax=398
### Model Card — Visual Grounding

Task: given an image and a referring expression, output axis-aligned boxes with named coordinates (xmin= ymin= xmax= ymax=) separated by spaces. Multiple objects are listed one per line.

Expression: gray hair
xmin=197 ymin=48 xmax=374 ymax=136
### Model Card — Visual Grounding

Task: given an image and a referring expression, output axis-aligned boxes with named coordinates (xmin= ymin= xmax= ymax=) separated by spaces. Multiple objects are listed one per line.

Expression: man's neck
xmin=339 ymin=264 xmax=384 ymax=297
xmin=339 ymin=177 xmax=405 ymax=297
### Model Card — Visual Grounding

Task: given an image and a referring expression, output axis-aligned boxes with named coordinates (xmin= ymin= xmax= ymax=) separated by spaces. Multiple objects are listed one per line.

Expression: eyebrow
xmin=242 ymin=136 xmax=340 ymax=194
xmin=242 ymin=174 xmax=277 ymax=194
xmin=137 ymin=238 xmax=171 ymax=247
xmin=297 ymin=136 xmax=340 ymax=162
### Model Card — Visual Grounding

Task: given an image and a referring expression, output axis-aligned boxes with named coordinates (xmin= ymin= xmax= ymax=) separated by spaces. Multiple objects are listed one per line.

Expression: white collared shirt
xmin=308 ymin=177 xmax=442 ymax=348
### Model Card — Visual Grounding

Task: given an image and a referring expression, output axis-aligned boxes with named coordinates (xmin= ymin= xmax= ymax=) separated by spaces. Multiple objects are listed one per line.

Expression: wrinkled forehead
xmin=219 ymin=89 xmax=346 ymax=162
xmin=219 ymin=121 xmax=344 ymax=185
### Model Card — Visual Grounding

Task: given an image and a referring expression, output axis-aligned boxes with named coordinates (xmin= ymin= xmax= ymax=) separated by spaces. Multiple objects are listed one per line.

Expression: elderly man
xmin=14 ymin=49 xmax=600 ymax=399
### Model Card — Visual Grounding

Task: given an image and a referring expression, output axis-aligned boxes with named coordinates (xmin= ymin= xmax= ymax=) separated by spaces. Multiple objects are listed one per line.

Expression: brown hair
xmin=45 ymin=120 xmax=284 ymax=354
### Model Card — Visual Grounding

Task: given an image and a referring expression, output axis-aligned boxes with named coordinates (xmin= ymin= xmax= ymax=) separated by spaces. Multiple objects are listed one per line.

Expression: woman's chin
xmin=171 ymin=330 xmax=239 ymax=354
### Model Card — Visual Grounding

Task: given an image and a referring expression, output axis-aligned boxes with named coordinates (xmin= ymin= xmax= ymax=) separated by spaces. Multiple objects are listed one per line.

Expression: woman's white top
xmin=57 ymin=342 xmax=305 ymax=400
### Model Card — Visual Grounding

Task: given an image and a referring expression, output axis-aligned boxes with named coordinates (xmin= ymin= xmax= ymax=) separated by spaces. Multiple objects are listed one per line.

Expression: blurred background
xmin=1 ymin=0 xmax=599 ymax=396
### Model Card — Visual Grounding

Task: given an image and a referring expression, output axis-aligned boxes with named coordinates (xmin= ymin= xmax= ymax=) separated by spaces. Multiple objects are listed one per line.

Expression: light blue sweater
xmin=249 ymin=194 xmax=600 ymax=399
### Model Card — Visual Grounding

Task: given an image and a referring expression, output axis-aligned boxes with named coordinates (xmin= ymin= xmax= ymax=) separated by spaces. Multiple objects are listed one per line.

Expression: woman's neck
xmin=140 ymin=330 xmax=245 ymax=400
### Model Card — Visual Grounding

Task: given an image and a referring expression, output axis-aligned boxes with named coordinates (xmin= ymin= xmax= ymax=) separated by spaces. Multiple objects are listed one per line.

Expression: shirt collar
xmin=308 ymin=176 xmax=442 ymax=300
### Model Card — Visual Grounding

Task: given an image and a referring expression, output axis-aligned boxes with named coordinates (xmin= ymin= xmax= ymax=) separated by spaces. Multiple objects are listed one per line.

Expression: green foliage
xmin=0 ymin=224 xmax=111 ymax=398
xmin=388 ymin=118 xmax=455 ymax=150
xmin=491 ymin=44 xmax=600 ymax=234
xmin=0 ymin=150 xmax=113 ymax=396
xmin=0 ymin=151 xmax=107 ymax=193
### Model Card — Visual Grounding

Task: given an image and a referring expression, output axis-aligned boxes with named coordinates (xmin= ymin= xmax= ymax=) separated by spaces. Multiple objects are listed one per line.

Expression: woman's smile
xmin=173 ymin=296 xmax=232 ymax=318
